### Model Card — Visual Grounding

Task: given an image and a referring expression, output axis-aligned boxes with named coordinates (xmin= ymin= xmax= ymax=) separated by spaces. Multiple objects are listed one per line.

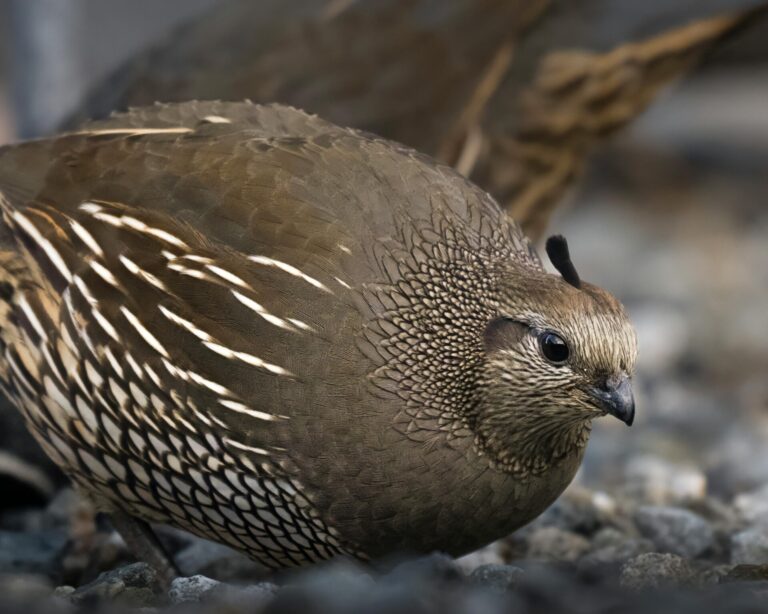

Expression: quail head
xmin=0 ymin=101 xmax=637 ymax=571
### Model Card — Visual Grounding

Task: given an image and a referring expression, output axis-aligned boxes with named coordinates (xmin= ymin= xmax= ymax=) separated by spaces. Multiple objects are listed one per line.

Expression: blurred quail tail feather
xmin=0 ymin=101 xmax=636 ymax=570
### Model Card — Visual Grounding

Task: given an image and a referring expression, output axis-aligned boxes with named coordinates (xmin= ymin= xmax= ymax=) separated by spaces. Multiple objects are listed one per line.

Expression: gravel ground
xmin=4 ymin=483 xmax=768 ymax=613
xmin=0 ymin=71 xmax=767 ymax=613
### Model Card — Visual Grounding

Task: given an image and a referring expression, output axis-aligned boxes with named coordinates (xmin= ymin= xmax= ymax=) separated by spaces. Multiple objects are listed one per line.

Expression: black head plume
xmin=545 ymin=235 xmax=581 ymax=289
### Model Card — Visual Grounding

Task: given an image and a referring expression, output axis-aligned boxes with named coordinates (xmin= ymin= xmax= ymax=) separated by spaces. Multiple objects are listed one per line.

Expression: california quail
xmin=3 ymin=2 xmax=760 ymax=519
xmin=0 ymin=101 xmax=636 ymax=572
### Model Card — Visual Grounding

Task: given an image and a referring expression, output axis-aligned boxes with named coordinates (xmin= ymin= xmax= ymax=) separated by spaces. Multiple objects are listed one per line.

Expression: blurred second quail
xmin=0 ymin=101 xmax=636 ymax=571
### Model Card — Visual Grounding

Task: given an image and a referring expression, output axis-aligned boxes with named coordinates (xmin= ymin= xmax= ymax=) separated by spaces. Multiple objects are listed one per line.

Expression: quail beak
xmin=591 ymin=375 xmax=635 ymax=426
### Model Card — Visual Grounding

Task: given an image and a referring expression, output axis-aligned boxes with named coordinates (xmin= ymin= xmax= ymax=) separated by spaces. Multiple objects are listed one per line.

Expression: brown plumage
xmin=0 ymin=102 xmax=636 ymax=570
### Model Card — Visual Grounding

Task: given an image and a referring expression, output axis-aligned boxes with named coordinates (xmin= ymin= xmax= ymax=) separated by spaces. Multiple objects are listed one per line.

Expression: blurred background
xmin=0 ymin=0 xmax=217 ymax=138
xmin=0 ymin=0 xmax=767 ymax=609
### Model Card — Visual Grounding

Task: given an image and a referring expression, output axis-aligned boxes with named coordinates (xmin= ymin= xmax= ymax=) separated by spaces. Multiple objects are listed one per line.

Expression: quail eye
xmin=538 ymin=331 xmax=569 ymax=364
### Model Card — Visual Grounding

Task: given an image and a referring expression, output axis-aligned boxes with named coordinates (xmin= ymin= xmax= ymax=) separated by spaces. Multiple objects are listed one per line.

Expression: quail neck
xmin=0 ymin=101 xmax=637 ymax=568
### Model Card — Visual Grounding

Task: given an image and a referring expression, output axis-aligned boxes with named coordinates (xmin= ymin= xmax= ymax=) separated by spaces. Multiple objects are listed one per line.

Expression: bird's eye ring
xmin=538 ymin=331 xmax=569 ymax=364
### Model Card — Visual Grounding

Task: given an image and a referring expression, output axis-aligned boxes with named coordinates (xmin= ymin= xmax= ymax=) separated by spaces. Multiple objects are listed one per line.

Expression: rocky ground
xmin=0 ymin=70 xmax=767 ymax=613
xmin=4 ymin=480 xmax=768 ymax=613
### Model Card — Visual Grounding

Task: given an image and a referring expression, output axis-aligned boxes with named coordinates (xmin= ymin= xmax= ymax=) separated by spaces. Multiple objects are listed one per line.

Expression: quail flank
xmin=0 ymin=101 xmax=637 ymax=571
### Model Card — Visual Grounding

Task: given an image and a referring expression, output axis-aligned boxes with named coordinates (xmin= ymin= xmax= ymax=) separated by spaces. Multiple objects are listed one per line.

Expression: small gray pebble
xmin=69 ymin=562 xmax=163 ymax=607
xmin=470 ymin=564 xmax=524 ymax=591
xmin=731 ymin=528 xmax=768 ymax=565
xmin=634 ymin=506 xmax=714 ymax=558
xmin=591 ymin=528 xmax=629 ymax=549
xmin=733 ymin=484 xmax=768 ymax=525
xmin=455 ymin=544 xmax=505 ymax=572
xmin=580 ymin=537 xmax=655 ymax=571
xmin=52 ymin=585 xmax=76 ymax=598
xmin=168 ymin=575 xmax=220 ymax=604
xmin=620 ymin=553 xmax=694 ymax=590
xmin=526 ymin=527 xmax=591 ymax=562
xmin=533 ymin=489 xmax=609 ymax=534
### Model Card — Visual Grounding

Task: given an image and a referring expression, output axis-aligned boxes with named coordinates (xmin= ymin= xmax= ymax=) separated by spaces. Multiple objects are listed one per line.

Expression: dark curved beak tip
xmin=621 ymin=404 xmax=635 ymax=427
xmin=593 ymin=376 xmax=635 ymax=427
